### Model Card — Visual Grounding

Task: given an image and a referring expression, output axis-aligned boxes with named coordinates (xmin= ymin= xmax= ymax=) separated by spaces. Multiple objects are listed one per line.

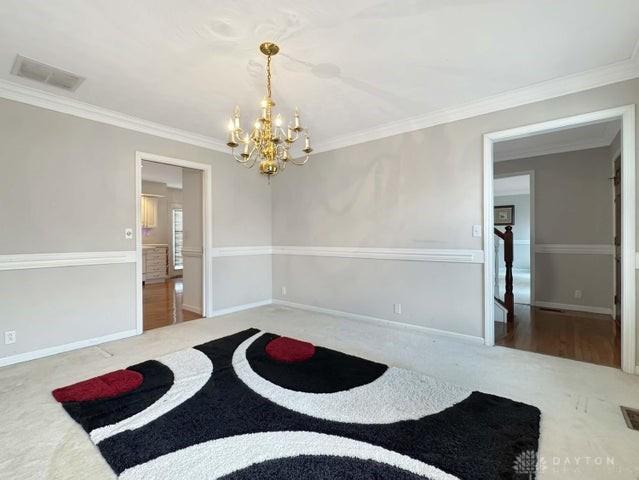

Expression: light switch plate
xmin=124 ymin=228 xmax=133 ymax=240
xmin=472 ymin=225 xmax=482 ymax=237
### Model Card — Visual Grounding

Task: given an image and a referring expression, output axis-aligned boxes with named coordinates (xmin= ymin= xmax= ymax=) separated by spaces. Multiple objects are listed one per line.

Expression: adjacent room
xmin=1 ymin=2 xmax=639 ymax=479
xmin=492 ymin=121 xmax=623 ymax=367
xmin=140 ymin=161 xmax=203 ymax=330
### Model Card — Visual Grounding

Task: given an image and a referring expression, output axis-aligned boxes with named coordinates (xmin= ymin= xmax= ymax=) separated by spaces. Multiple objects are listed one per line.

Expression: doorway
xmin=483 ymin=106 xmax=636 ymax=373
xmin=493 ymin=172 xmax=533 ymax=308
xmin=135 ymin=152 xmax=212 ymax=333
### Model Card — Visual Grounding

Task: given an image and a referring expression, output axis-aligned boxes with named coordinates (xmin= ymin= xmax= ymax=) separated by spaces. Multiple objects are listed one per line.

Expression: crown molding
xmin=2 ymin=48 xmax=638 ymax=156
xmin=0 ymin=79 xmax=227 ymax=152
xmin=312 ymin=55 xmax=639 ymax=154
xmin=494 ymin=136 xmax=615 ymax=162
xmin=494 ymin=118 xmax=621 ymax=161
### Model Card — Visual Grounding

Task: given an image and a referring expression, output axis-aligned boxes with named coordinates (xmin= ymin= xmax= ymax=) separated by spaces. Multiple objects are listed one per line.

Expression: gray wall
xmin=495 ymin=147 xmax=613 ymax=310
xmin=0 ymin=98 xmax=271 ymax=360
xmin=494 ymin=193 xmax=531 ymax=271
xmin=271 ymin=78 xmax=638 ymax=354
xmin=182 ymin=168 xmax=203 ymax=312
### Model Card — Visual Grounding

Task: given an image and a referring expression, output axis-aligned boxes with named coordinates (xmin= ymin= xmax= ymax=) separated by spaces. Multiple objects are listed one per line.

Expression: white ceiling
xmin=142 ymin=161 xmax=182 ymax=189
xmin=0 ymin=1 xmax=638 ymax=150
xmin=494 ymin=119 xmax=621 ymax=162
xmin=494 ymin=175 xmax=530 ymax=197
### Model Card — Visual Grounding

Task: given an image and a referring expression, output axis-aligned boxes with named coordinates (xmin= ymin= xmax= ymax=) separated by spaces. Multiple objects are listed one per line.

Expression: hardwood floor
xmin=495 ymin=304 xmax=621 ymax=368
xmin=143 ymin=278 xmax=200 ymax=331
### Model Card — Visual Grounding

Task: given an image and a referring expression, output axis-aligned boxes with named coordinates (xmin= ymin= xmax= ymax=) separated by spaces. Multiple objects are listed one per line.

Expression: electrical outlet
xmin=393 ymin=303 xmax=402 ymax=314
xmin=4 ymin=331 xmax=16 ymax=345
xmin=124 ymin=228 xmax=133 ymax=240
xmin=472 ymin=225 xmax=482 ymax=237
xmin=574 ymin=290 xmax=582 ymax=299
xmin=281 ymin=286 xmax=287 ymax=296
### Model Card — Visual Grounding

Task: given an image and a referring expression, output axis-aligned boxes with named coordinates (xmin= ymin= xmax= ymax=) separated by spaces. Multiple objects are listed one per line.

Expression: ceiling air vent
xmin=10 ymin=55 xmax=84 ymax=91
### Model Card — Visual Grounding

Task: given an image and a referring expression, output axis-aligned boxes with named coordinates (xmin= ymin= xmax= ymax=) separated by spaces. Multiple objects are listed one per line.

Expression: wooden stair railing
xmin=494 ymin=225 xmax=514 ymax=323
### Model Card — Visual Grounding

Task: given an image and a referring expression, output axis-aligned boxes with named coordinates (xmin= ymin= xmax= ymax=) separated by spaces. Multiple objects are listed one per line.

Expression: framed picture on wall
xmin=494 ymin=205 xmax=515 ymax=226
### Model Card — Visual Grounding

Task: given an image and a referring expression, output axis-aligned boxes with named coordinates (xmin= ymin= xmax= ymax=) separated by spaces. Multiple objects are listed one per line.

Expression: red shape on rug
xmin=52 ymin=369 xmax=143 ymax=403
xmin=266 ymin=336 xmax=316 ymax=363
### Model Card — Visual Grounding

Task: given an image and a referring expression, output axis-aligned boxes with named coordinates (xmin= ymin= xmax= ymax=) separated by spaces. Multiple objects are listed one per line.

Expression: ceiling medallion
xmin=226 ymin=42 xmax=312 ymax=179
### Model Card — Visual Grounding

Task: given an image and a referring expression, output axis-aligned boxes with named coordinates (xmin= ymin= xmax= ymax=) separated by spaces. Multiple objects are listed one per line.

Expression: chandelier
xmin=226 ymin=42 xmax=312 ymax=178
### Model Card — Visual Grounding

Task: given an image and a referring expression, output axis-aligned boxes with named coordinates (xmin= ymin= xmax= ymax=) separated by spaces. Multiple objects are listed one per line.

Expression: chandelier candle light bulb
xmin=225 ymin=42 xmax=313 ymax=178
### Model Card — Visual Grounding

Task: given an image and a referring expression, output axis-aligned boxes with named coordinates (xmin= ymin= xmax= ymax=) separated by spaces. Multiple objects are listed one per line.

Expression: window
xmin=172 ymin=208 xmax=183 ymax=270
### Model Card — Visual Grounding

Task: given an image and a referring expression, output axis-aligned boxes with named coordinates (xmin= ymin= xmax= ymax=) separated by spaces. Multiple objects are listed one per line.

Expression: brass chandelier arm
xmin=288 ymin=154 xmax=311 ymax=166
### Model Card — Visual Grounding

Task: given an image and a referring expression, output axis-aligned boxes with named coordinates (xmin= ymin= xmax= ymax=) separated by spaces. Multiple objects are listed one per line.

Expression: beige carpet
xmin=0 ymin=305 xmax=638 ymax=479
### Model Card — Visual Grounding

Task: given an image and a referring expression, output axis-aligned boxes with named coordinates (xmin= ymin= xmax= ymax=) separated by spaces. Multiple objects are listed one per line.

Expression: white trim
xmin=0 ymin=79 xmax=226 ymax=152
xmin=136 ymin=152 xmax=213 ymax=335
xmin=3 ymin=53 xmax=638 ymax=156
xmin=271 ymin=246 xmax=484 ymax=264
xmin=211 ymin=246 xmax=273 ymax=257
xmin=0 ymin=251 xmax=135 ymax=271
xmin=0 ymin=329 xmax=137 ymax=368
xmin=209 ymin=299 xmax=273 ymax=317
xmin=182 ymin=304 xmax=203 ymax=316
xmin=534 ymin=301 xmax=612 ymax=316
xmin=494 ymin=131 xmax=620 ymax=162
xmin=182 ymin=248 xmax=203 ymax=258
xmin=313 ymin=56 xmax=639 ymax=154
xmin=483 ymin=105 xmax=636 ymax=374
xmin=620 ymin=105 xmax=636 ymax=374
xmin=534 ymin=244 xmax=615 ymax=255
xmin=272 ymin=299 xmax=484 ymax=345
xmin=208 ymin=245 xmax=484 ymax=264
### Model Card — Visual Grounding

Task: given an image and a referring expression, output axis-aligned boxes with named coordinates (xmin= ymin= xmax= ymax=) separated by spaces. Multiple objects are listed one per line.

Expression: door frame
xmin=482 ymin=105 xmax=636 ymax=374
xmin=493 ymin=171 xmax=535 ymax=306
xmin=135 ymin=151 xmax=213 ymax=334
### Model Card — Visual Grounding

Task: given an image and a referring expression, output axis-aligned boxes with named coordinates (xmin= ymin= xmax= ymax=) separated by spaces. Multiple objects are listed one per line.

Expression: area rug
xmin=53 ymin=328 xmax=540 ymax=479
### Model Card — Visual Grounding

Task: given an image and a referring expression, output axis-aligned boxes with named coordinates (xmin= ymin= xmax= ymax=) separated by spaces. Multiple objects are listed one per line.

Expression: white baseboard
xmin=182 ymin=304 xmax=203 ymax=315
xmin=209 ymin=299 xmax=273 ymax=317
xmin=272 ymin=299 xmax=484 ymax=345
xmin=534 ymin=301 xmax=612 ymax=316
xmin=0 ymin=329 xmax=139 ymax=368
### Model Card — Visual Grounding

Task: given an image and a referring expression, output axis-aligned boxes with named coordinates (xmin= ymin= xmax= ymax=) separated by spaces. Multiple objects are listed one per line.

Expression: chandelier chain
xmin=266 ymin=55 xmax=272 ymax=99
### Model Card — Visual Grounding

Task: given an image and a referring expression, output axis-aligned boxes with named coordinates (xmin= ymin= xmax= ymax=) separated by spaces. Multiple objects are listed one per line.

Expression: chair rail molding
xmin=271 ymin=246 xmax=484 ymax=263
xmin=182 ymin=247 xmax=203 ymax=258
xmin=0 ymin=251 xmax=136 ymax=271
xmin=208 ymin=246 xmax=484 ymax=263
xmin=534 ymin=244 xmax=615 ymax=255
xmin=211 ymin=246 xmax=273 ymax=257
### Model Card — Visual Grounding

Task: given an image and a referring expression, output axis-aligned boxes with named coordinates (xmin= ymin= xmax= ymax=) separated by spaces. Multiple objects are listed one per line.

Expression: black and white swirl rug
xmin=53 ymin=328 xmax=541 ymax=479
